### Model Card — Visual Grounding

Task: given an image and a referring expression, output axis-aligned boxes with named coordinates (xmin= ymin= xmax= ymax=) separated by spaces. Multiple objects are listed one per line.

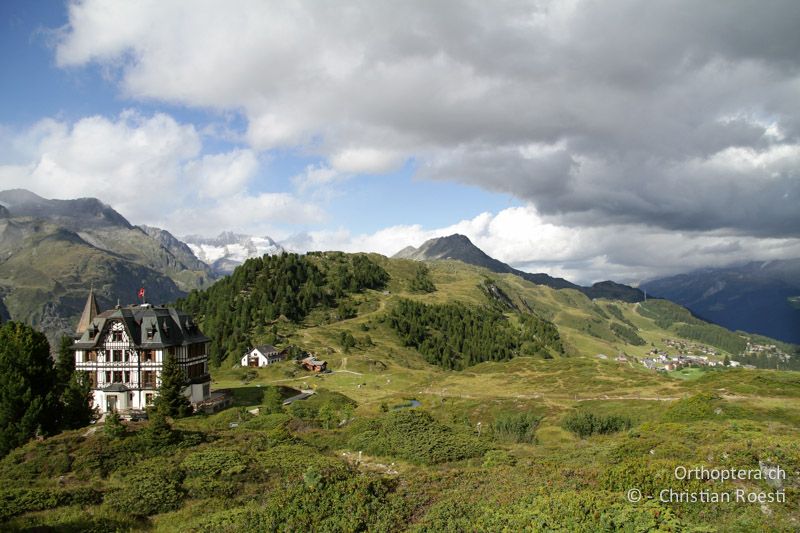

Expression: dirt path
xmin=417 ymin=387 xmax=679 ymax=403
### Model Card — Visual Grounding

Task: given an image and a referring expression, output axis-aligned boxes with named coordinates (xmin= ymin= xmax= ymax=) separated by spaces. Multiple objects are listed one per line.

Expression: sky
xmin=1 ymin=0 xmax=799 ymax=285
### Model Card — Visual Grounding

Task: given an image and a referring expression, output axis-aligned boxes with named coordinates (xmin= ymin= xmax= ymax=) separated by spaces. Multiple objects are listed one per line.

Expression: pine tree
xmin=104 ymin=412 xmax=125 ymax=439
xmin=0 ymin=322 xmax=58 ymax=457
xmin=54 ymin=335 xmax=75 ymax=390
xmin=54 ymin=335 xmax=96 ymax=429
xmin=154 ymin=354 xmax=193 ymax=418
xmin=143 ymin=408 xmax=176 ymax=446
xmin=60 ymin=372 xmax=97 ymax=430
xmin=261 ymin=386 xmax=284 ymax=414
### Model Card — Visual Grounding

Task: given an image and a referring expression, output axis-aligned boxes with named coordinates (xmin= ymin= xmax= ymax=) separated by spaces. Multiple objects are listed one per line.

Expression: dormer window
xmin=146 ymin=322 xmax=157 ymax=340
xmin=162 ymin=320 xmax=170 ymax=338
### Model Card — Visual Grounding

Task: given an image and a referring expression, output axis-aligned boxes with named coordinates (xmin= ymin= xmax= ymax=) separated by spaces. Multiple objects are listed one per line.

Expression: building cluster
xmin=641 ymin=351 xmax=739 ymax=372
xmin=239 ymin=344 xmax=328 ymax=372
xmin=744 ymin=342 xmax=790 ymax=359
xmin=661 ymin=338 xmax=719 ymax=356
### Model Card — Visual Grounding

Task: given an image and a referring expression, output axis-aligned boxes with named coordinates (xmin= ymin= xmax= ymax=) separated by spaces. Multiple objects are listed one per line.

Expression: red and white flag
xmin=138 ymin=287 xmax=145 ymax=301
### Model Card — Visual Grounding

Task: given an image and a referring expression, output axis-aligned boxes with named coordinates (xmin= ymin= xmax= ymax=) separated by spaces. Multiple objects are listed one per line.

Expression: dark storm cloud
xmin=56 ymin=0 xmax=800 ymax=239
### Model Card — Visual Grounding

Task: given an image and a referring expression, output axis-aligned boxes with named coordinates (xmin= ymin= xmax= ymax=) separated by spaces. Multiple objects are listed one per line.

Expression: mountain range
xmin=182 ymin=232 xmax=284 ymax=275
xmin=394 ymin=234 xmax=645 ymax=302
xmin=0 ymin=189 xmax=214 ymax=344
xmin=643 ymin=259 xmax=800 ymax=344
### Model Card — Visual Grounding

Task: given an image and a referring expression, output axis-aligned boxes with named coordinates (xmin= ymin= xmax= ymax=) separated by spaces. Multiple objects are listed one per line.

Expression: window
xmin=112 ymin=331 xmax=123 ymax=342
xmin=187 ymin=362 xmax=206 ymax=379
xmin=124 ymin=350 xmax=130 ymax=362
xmin=112 ymin=350 xmax=122 ymax=362
xmin=113 ymin=371 xmax=123 ymax=383
xmin=145 ymin=393 xmax=154 ymax=405
xmin=124 ymin=371 xmax=130 ymax=383
xmin=86 ymin=351 xmax=97 ymax=362
xmin=105 ymin=371 xmax=111 ymax=383
xmin=142 ymin=350 xmax=154 ymax=362
xmin=202 ymin=383 xmax=210 ymax=398
xmin=87 ymin=371 xmax=97 ymax=387
xmin=188 ymin=343 xmax=206 ymax=358
xmin=142 ymin=370 xmax=156 ymax=388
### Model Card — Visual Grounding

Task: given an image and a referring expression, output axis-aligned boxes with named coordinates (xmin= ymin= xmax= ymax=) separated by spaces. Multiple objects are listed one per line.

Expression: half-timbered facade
xmin=73 ymin=297 xmax=211 ymax=414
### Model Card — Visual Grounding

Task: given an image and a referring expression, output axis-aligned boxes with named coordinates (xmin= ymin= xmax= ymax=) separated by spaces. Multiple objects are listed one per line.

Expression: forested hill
xmin=176 ymin=252 xmax=389 ymax=365
xmin=177 ymin=251 xmax=797 ymax=372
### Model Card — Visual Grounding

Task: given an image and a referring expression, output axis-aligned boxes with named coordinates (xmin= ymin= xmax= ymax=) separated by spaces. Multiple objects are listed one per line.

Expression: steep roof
xmin=76 ymin=288 xmax=99 ymax=335
xmin=253 ymin=344 xmax=279 ymax=355
xmin=73 ymin=304 xmax=210 ymax=350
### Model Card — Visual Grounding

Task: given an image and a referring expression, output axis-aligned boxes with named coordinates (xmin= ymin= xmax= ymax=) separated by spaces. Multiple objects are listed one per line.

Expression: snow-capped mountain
xmin=183 ymin=231 xmax=285 ymax=274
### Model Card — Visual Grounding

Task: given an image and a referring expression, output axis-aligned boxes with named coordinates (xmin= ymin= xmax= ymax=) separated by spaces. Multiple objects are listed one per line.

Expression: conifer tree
xmin=261 ymin=386 xmax=284 ymax=414
xmin=154 ymin=354 xmax=193 ymax=418
xmin=54 ymin=335 xmax=96 ymax=429
xmin=0 ymin=322 xmax=58 ymax=456
xmin=142 ymin=408 xmax=176 ymax=447
xmin=60 ymin=372 xmax=97 ymax=430
xmin=104 ymin=412 xmax=125 ymax=439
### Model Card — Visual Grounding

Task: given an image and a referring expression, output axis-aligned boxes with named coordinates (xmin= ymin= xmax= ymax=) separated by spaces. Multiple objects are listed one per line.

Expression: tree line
xmin=176 ymin=252 xmax=389 ymax=366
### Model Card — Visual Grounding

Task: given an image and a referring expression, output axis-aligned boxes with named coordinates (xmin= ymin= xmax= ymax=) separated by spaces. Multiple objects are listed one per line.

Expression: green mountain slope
xmin=0 ymin=189 xmax=214 ymax=343
xmin=179 ymin=252 xmax=797 ymax=373
xmin=393 ymin=233 xmax=645 ymax=301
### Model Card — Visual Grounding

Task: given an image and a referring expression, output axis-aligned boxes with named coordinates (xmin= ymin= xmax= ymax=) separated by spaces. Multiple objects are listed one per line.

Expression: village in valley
xmin=608 ymin=337 xmax=795 ymax=373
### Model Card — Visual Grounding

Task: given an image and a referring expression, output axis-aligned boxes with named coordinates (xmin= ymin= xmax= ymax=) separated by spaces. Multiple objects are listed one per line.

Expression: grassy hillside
xmin=2 ymin=254 xmax=798 ymax=531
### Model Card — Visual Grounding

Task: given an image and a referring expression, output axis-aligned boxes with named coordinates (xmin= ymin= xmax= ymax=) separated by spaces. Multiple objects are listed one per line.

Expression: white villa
xmin=72 ymin=290 xmax=211 ymax=414
xmin=241 ymin=344 xmax=286 ymax=367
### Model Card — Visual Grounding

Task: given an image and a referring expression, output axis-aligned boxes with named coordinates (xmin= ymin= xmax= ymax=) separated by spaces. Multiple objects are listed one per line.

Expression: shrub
xmin=181 ymin=449 xmax=248 ymax=478
xmin=490 ymin=412 xmax=541 ymax=443
xmin=103 ymin=412 xmax=125 ymax=440
xmin=348 ymin=410 xmax=488 ymax=465
xmin=482 ymin=449 xmax=517 ymax=467
xmin=662 ymin=392 xmax=739 ymax=422
xmin=106 ymin=458 xmax=184 ymax=516
xmin=257 ymin=444 xmax=350 ymax=481
xmin=0 ymin=435 xmax=80 ymax=480
xmin=0 ymin=487 xmax=103 ymax=522
xmin=242 ymin=412 xmax=291 ymax=431
xmin=562 ymin=412 xmax=632 ymax=438
xmin=183 ymin=477 xmax=239 ymax=499
xmin=415 ymin=490 xmax=685 ymax=532
xmin=193 ymin=475 xmax=410 ymax=532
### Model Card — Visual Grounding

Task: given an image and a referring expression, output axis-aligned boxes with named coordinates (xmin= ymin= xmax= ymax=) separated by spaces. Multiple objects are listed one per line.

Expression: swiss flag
xmin=138 ymin=287 xmax=145 ymax=300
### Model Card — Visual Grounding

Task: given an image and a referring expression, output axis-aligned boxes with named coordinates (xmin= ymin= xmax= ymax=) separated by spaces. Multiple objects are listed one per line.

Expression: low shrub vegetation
xmin=562 ymin=411 xmax=633 ymax=438
xmin=348 ymin=410 xmax=488 ymax=465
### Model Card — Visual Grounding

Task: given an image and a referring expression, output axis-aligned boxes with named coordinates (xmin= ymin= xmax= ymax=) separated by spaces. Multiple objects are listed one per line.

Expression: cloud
xmin=185 ymin=149 xmax=259 ymax=199
xmin=52 ymin=0 xmax=800 ymax=239
xmin=0 ymin=110 xmax=322 ymax=236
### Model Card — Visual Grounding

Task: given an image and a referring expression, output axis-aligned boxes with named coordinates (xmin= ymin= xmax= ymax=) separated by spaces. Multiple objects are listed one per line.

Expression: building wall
xmin=241 ymin=348 xmax=284 ymax=367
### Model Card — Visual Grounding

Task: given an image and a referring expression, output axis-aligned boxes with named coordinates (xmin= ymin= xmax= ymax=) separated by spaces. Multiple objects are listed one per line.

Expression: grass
xmin=668 ymin=367 xmax=707 ymax=380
